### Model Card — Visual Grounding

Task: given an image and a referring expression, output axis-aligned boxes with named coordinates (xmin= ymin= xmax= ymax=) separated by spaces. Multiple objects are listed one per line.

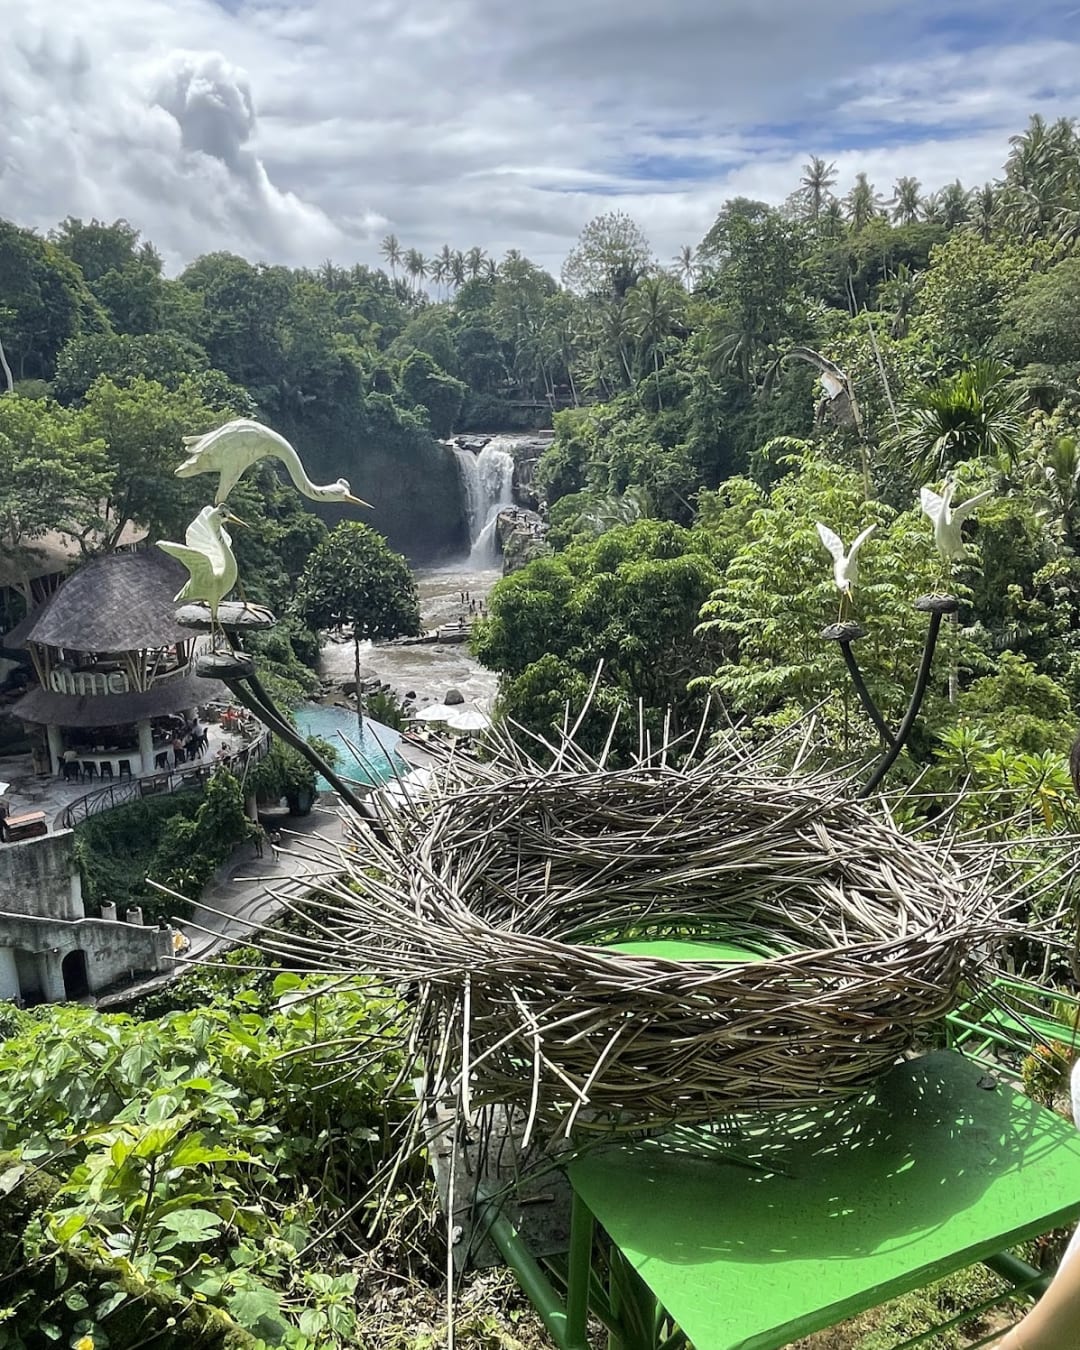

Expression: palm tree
xmin=438 ymin=244 xmax=454 ymax=296
xmin=969 ymin=184 xmax=999 ymax=242
xmin=451 ymin=250 xmax=466 ymax=290
xmin=844 ymin=173 xmax=883 ymax=231
xmin=937 ymin=180 xmax=972 ymax=229
xmin=430 ymin=256 xmax=449 ymax=298
xmin=876 ymin=264 xmax=924 ymax=339
xmin=404 ymin=249 xmax=427 ymax=295
xmin=892 ymin=359 xmax=1027 ymax=479
xmin=483 ymin=256 xmax=499 ymax=282
xmin=465 ymin=246 xmax=485 ymax=279
xmin=598 ymin=302 xmax=635 ymax=388
xmin=819 ymin=199 xmax=846 ymax=239
xmin=799 ymin=156 xmax=838 ymax=220
xmin=626 ymin=275 xmax=685 ymax=409
xmin=890 ymin=177 xmax=922 ymax=225
xmin=380 ymin=234 xmax=402 ymax=280
xmin=672 ymin=244 xmax=696 ymax=290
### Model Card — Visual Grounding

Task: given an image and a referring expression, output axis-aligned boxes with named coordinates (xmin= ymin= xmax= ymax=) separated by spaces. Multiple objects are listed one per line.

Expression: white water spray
xmin=453 ymin=438 xmax=517 ymax=568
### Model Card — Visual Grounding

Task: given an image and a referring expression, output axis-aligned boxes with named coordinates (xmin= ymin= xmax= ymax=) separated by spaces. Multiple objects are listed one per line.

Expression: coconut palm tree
xmin=890 ymin=177 xmax=923 ymax=225
xmin=672 ymin=244 xmax=696 ymax=290
xmin=969 ymin=184 xmax=999 ymax=242
xmin=451 ymin=250 xmax=466 ymax=290
xmin=380 ymin=234 xmax=402 ymax=280
xmin=404 ymin=249 xmax=428 ymax=295
xmin=937 ymin=180 xmax=972 ymax=230
xmin=466 ymin=246 xmax=486 ymax=279
xmin=483 ymin=256 xmax=499 ymax=282
xmin=626 ymin=275 xmax=685 ymax=409
xmin=891 ymin=359 xmax=1028 ymax=479
xmin=430 ymin=256 xmax=449 ymax=299
xmin=844 ymin=173 xmax=884 ymax=231
xmin=799 ymin=156 xmax=838 ymax=220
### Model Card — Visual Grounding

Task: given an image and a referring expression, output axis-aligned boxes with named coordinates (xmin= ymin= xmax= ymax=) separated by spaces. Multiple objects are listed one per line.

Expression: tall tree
xmin=844 ymin=173 xmax=884 ymax=231
xmin=673 ymin=244 xmax=696 ymax=289
xmin=799 ymin=156 xmax=838 ymax=220
xmin=562 ymin=211 xmax=653 ymax=299
xmin=380 ymin=234 xmax=402 ymax=279
xmin=891 ymin=177 xmax=923 ymax=225
xmin=293 ymin=522 xmax=420 ymax=719
xmin=626 ymin=275 xmax=685 ymax=409
xmin=404 ymin=249 xmax=428 ymax=295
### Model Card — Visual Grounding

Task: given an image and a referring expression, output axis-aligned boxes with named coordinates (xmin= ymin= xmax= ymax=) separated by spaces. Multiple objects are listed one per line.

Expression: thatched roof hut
xmin=6 ymin=550 xmax=192 ymax=652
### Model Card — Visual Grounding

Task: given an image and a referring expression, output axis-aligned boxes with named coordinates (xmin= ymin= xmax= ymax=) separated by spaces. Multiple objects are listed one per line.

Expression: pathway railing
xmin=56 ymin=727 xmax=271 ymax=830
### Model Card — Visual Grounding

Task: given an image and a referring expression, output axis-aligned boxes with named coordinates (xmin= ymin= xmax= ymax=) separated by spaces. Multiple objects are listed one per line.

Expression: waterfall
xmin=452 ymin=438 xmax=517 ymax=568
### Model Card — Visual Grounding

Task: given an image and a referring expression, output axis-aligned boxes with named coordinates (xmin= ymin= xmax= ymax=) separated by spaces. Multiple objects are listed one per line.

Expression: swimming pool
xmin=292 ymin=704 xmax=406 ymax=791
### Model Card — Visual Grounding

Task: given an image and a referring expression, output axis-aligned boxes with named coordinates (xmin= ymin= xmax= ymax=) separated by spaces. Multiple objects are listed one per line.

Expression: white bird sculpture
xmin=157 ymin=505 xmax=243 ymax=626
xmin=816 ymin=521 xmax=876 ymax=616
xmin=175 ymin=419 xmax=371 ymax=508
xmin=920 ymin=480 xmax=994 ymax=562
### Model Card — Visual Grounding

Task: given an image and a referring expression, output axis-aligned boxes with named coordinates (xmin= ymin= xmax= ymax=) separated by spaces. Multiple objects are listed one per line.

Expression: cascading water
xmin=453 ymin=438 xmax=517 ymax=568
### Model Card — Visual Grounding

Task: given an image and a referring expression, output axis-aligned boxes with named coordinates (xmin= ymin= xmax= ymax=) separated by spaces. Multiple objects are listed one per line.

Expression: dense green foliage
xmin=75 ymin=770 xmax=257 ymax=924
xmin=0 ymin=968 xmax=412 ymax=1348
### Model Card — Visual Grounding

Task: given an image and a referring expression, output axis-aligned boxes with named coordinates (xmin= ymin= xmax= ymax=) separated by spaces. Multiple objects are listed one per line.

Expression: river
xmin=317 ymin=563 xmax=501 ymax=709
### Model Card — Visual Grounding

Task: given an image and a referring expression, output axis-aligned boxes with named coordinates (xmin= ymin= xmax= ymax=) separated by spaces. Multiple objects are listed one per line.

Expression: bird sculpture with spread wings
xmin=816 ymin=521 xmax=876 ymax=617
xmin=920 ymin=480 xmax=994 ymax=562
xmin=176 ymin=418 xmax=371 ymax=508
xmin=157 ymin=505 xmax=243 ymax=626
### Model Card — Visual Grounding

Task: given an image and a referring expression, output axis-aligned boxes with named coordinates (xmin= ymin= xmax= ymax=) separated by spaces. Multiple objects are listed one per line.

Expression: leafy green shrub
xmin=246 ymin=735 xmax=338 ymax=805
xmin=75 ymin=771 xmax=257 ymax=923
xmin=365 ymin=687 xmax=408 ymax=731
xmin=0 ymin=976 xmax=412 ymax=1347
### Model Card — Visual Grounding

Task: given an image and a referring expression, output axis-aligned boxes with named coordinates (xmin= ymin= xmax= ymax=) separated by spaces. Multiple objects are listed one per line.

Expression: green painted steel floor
xmin=569 ymin=1051 xmax=1080 ymax=1350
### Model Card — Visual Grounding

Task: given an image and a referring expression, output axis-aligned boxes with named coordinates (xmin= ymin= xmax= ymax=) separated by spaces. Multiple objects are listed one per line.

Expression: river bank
xmin=317 ymin=563 xmax=501 ymax=709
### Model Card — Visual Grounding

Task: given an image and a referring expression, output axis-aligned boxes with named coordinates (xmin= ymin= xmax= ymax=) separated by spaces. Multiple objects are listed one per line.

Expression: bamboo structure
xmin=261 ymin=715 xmax=1024 ymax=1138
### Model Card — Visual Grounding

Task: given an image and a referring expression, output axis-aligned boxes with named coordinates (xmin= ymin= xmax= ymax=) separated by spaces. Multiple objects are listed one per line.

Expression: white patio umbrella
xmin=415 ymin=703 xmax=456 ymax=722
xmin=445 ymin=706 xmax=491 ymax=733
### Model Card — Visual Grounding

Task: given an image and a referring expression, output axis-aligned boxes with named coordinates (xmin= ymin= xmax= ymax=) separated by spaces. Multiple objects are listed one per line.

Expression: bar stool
xmin=62 ymin=761 xmax=80 ymax=783
xmin=154 ymin=751 xmax=169 ymax=771
xmin=117 ymin=760 xmax=133 ymax=779
xmin=99 ymin=762 xmax=114 ymax=780
xmin=80 ymin=761 xmax=97 ymax=783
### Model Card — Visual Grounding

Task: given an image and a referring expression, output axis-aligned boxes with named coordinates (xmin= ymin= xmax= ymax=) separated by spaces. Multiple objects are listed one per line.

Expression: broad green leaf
xmin=154 ymin=1208 xmax=222 ymax=1243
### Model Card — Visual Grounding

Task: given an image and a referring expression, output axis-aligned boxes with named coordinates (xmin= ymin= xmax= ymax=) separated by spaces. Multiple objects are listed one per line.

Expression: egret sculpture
xmin=157 ymin=505 xmax=243 ymax=627
xmin=175 ymin=419 xmax=371 ymax=508
xmin=920 ymin=479 xmax=994 ymax=562
xmin=816 ymin=522 xmax=875 ymax=617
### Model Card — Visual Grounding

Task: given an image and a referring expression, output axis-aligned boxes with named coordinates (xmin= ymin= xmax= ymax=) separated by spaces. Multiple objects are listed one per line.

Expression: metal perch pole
xmin=820 ymin=621 xmax=895 ymax=748
xmin=859 ymin=594 xmax=957 ymax=799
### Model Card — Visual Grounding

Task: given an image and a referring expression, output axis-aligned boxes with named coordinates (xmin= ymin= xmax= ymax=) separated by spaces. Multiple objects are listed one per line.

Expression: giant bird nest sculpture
xmin=261 ymin=720 xmax=1032 ymax=1139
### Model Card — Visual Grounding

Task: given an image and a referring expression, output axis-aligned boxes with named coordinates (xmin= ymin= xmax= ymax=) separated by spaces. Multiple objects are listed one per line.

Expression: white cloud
xmin=0 ymin=0 xmax=1077 ymax=275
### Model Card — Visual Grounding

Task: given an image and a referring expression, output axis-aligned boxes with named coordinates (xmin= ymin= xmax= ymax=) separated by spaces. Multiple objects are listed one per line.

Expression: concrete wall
xmin=0 ymin=829 xmax=83 ymax=920
xmin=0 ymin=910 xmax=172 ymax=1000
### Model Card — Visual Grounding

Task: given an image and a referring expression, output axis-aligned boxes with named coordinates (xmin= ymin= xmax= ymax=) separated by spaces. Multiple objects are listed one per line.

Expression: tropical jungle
xmin=5 ymin=114 xmax=1080 ymax=1347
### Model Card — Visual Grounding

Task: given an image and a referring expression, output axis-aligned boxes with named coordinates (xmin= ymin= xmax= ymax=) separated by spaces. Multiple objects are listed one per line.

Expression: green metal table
xmin=483 ymin=1050 xmax=1080 ymax=1350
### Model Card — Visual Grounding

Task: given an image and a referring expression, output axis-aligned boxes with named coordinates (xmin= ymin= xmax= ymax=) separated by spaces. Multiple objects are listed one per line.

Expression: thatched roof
xmin=6 ymin=549 xmax=193 ymax=653
xmin=11 ymin=670 xmax=225 ymax=728
xmin=0 ymin=523 xmax=146 ymax=591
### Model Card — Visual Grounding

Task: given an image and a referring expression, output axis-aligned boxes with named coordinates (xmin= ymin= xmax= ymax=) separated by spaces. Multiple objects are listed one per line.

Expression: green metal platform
xmin=480 ymin=1051 xmax=1080 ymax=1350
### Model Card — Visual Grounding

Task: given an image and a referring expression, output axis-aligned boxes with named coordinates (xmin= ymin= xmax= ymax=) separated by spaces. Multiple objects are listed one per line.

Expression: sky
xmin=3 ymin=0 xmax=1080 ymax=277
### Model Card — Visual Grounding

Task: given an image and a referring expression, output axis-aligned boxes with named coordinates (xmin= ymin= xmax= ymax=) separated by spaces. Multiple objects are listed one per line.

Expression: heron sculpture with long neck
xmin=176 ymin=419 xmax=371 ymax=508
xmin=157 ymin=504 xmax=244 ymax=629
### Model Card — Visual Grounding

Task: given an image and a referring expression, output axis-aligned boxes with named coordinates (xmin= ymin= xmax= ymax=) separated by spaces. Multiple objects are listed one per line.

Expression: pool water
xmin=292 ymin=704 xmax=406 ymax=791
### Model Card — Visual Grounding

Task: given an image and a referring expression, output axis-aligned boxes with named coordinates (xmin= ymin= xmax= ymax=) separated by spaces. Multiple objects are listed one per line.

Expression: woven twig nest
xmin=267 ymin=725 xmax=998 ymax=1137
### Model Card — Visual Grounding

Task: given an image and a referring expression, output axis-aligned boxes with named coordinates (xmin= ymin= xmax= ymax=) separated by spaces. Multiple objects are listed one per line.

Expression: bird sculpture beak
xmin=345 ymin=493 xmax=372 ymax=508
xmin=225 ymin=512 xmax=247 ymax=527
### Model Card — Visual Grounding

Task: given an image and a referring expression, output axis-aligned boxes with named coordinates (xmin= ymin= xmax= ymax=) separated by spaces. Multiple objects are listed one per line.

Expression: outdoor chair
xmin=62 ymin=762 xmax=80 ymax=783
xmin=98 ymin=762 xmax=113 ymax=780
xmin=117 ymin=760 xmax=132 ymax=779
xmin=80 ymin=762 xmax=97 ymax=783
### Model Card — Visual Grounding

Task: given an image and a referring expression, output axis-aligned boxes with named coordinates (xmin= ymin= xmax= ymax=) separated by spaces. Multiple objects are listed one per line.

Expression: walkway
xmin=95 ymin=799 xmax=346 ymax=1009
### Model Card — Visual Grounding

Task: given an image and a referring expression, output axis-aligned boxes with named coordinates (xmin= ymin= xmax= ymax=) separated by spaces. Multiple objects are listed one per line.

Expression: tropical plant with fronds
xmin=625 ymin=274 xmax=685 ymax=408
xmin=800 ymin=156 xmax=838 ymax=220
xmin=379 ymin=233 xmax=402 ymax=278
xmin=891 ymin=360 xmax=1028 ymax=479
xmin=844 ymin=172 xmax=885 ymax=231
xmin=890 ymin=176 xmax=923 ymax=225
